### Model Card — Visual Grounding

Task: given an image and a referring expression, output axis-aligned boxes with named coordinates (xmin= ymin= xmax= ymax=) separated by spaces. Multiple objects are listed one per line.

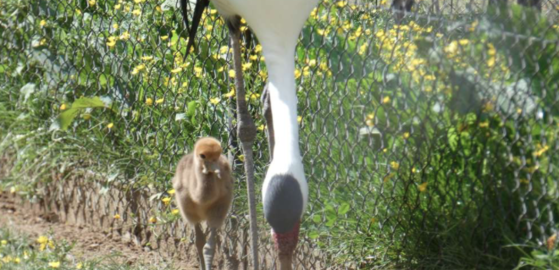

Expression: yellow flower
xmin=49 ymin=261 xmax=61 ymax=268
xmin=156 ymin=98 xmax=164 ymax=104
xmin=303 ymin=66 xmax=310 ymax=77
xmin=308 ymin=59 xmax=317 ymax=67
xmin=132 ymin=9 xmax=142 ymax=16
xmin=418 ymin=182 xmax=428 ymax=192
xmin=403 ymin=132 xmax=410 ymax=139
xmin=220 ymin=46 xmax=230 ymax=54
xmin=135 ymin=64 xmax=145 ymax=72
xmin=161 ymin=35 xmax=169 ymax=41
xmin=534 ymin=144 xmax=549 ymax=157
xmin=297 ymin=116 xmax=302 ymax=123
xmin=162 ymin=197 xmax=171 ymax=205
xmin=336 ymin=1 xmax=347 ymax=8
xmin=257 ymin=124 xmax=266 ymax=131
xmin=210 ymin=98 xmax=221 ymax=105
xmin=76 ymin=9 xmax=82 ymax=15
xmin=37 ymin=236 xmax=49 ymax=245
xmin=459 ymin=39 xmax=469 ymax=46
xmin=487 ymin=57 xmax=496 ymax=68
xmin=133 ymin=0 xmax=145 ymax=3
xmin=358 ymin=43 xmax=368 ymax=55
xmin=259 ymin=70 xmax=267 ymax=79
xmin=254 ymin=44 xmax=262 ymax=53
xmin=294 ymin=69 xmax=301 ymax=79
xmin=382 ymin=96 xmax=391 ymax=104
xmin=171 ymin=67 xmax=182 ymax=73
xmin=149 ymin=216 xmax=157 ymax=223
xmin=224 ymin=88 xmax=235 ymax=98
xmin=444 ymin=41 xmax=458 ymax=55
xmin=60 ymin=103 xmax=67 ymax=110
xmin=40 ymin=20 xmax=46 ymax=27
xmin=88 ymin=0 xmax=96 ymax=6
xmin=249 ymin=54 xmax=258 ymax=61
xmin=1 ymin=240 xmax=7 ymax=245
xmin=106 ymin=36 xmax=118 ymax=47
xmin=112 ymin=23 xmax=118 ymax=30
xmin=390 ymin=161 xmax=400 ymax=170
xmin=249 ymin=93 xmax=260 ymax=100
xmin=479 ymin=121 xmax=489 ymax=128
xmin=119 ymin=31 xmax=130 ymax=40
xmin=228 ymin=69 xmax=236 ymax=78
xmin=107 ymin=123 xmax=114 ymax=129
xmin=77 ymin=262 xmax=83 ymax=269
xmin=10 ymin=186 xmax=16 ymax=193
xmin=113 ymin=213 xmax=121 ymax=219
xmin=14 ymin=257 xmax=21 ymax=263
xmin=424 ymin=74 xmax=436 ymax=81
xmin=242 ymin=62 xmax=252 ymax=71
xmin=155 ymin=6 xmax=162 ymax=12
xmin=317 ymin=28 xmax=329 ymax=36
xmin=168 ymin=189 xmax=176 ymax=195
xmin=141 ymin=56 xmax=153 ymax=61
xmin=172 ymin=209 xmax=180 ymax=215
xmin=366 ymin=119 xmax=374 ymax=127
xmin=114 ymin=4 xmax=121 ymax=10
xmin=238 ymin=155 xmax=245 ymax=162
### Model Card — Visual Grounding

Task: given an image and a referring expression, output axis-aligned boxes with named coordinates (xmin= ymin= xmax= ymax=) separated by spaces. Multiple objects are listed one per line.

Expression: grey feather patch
xmin=263 ymin=174 xmax=303 ymax=234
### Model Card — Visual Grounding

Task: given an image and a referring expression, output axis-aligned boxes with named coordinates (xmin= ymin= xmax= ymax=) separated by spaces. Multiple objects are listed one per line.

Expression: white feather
xmin=211 ymin=0 xmax=319 ymax=218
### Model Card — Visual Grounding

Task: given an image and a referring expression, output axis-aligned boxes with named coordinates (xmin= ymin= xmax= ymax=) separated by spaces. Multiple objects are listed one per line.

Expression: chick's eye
xmin=200 ymin=154 xmax=206 ymax=159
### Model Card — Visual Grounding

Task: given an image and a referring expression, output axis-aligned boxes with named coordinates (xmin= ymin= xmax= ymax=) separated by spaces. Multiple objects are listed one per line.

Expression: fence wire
xmin=1 ymin=0 xmax=559 ymax=269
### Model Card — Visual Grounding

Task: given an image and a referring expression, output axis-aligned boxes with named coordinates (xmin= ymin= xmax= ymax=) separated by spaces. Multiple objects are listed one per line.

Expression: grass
xmin=1 ymin=0 xmax=559 ymax=268
xmin=0 ymin=229 xmax=176 ymax=270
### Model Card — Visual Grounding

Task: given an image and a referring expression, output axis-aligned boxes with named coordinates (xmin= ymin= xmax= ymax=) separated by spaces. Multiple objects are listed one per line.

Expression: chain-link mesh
xmin=1 ymin=0 xmax=559 ymax=269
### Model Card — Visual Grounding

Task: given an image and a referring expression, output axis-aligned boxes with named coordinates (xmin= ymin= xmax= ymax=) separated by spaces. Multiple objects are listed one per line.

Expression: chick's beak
xmin=203 ymin=161 xmax=221 ymax=179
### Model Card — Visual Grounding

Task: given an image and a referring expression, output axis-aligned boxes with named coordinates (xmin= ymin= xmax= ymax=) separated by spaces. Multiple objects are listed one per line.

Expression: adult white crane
xmin=179 ymin=0 xmax=319 ymax=269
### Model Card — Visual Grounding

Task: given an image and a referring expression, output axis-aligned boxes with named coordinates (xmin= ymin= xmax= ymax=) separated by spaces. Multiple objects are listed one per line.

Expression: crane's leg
xmin=203 ymin=227 xmax=217 ymax=270
xmin=228 ymin=18 xmax=259 ymax=270
xmin=195 ymin=224 xmax=207 ymax=270
xmin=261 ymin=84 xmax=275 ymax=159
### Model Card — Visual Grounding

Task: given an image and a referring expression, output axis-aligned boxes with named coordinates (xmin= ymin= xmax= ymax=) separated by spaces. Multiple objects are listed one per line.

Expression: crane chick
xmin=172 ymin=137 xmax=233 ymax=270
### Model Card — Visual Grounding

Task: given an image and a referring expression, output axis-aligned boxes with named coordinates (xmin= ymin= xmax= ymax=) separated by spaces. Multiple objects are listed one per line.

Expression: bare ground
xmin=0 ymin=192 xmax=197 ymax=270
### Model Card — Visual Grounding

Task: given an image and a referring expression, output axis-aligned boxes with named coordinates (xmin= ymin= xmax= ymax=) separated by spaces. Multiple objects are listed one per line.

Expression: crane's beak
xmin=202 ymin=161 xmax=221 ymax=179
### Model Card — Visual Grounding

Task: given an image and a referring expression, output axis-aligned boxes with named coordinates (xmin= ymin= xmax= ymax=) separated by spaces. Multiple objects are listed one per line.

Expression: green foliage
xmin=55 ymin=96 xmax=114 ymax=130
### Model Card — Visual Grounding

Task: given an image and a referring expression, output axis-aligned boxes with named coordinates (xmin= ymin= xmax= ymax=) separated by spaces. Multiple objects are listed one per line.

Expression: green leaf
xmin=186 ymin=101 xmax=198 ymax=118
xmin=56 ymin=96 xmax=110 ymax=130
xmin=308 ymin=230 xmax=320 ymax=239
xmin=448 ymin=127 xmax=458 ymax=151
xmin=338 ymin=202 xmax=350 ymax=215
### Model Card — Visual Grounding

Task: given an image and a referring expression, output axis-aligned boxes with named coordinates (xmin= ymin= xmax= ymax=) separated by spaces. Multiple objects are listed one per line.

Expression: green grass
xmin=0 ymin=229 xmax=176 ymax=270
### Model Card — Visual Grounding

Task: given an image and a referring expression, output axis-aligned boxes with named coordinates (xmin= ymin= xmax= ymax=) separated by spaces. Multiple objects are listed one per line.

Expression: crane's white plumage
xmin=210 ymin=0 xmax=318 ymax=219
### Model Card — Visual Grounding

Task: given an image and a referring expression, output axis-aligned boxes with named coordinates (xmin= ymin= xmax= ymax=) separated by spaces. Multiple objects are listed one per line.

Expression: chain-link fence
xmin=1 ymin=0 xmax=559 ymax=268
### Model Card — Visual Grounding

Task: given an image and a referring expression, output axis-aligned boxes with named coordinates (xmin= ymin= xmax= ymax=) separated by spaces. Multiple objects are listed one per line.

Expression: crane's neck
xmin=264 ymin=47 xmax=301 ymax=163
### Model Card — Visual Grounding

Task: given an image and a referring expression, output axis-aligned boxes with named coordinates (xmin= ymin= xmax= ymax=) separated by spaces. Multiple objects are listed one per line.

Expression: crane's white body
xmin=211 ymin=0 xmax=318 ymax=218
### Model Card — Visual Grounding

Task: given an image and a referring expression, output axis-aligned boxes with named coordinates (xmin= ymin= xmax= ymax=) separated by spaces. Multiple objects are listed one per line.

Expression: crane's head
xmin=263 ymin=172 xmax=306 ymax=263
xmin=194 ymin=137 xmax=223 ymax=178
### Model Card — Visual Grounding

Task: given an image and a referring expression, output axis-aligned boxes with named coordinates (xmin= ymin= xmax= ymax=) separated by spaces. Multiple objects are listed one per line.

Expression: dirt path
xmin=0 ymin=192 xmax=197 ymax=270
